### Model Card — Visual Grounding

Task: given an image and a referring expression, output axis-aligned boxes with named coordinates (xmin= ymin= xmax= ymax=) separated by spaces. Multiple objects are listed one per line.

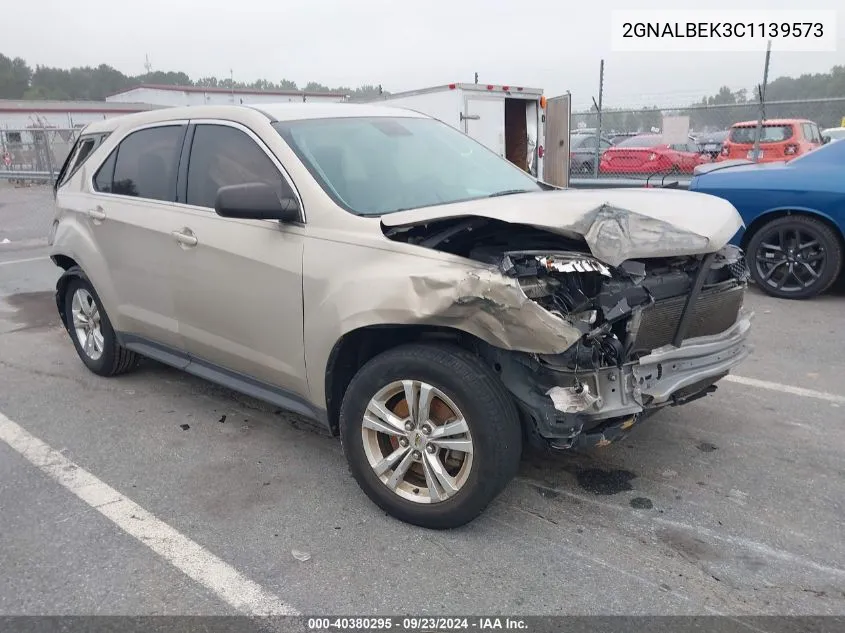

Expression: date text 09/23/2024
xmin=307 ymin=617 xmax=528 ymax=631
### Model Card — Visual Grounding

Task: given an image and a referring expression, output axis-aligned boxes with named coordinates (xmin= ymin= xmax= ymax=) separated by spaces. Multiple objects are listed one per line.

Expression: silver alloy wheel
xmin=70 ymin=288 xmax=105 ymax=361
xmin=361 ymin=380 xmax=474 ymax=504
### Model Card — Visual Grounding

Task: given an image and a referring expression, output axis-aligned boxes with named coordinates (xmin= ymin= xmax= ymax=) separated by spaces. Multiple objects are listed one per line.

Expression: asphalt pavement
xmin=1 ymin=182 xmax=844 ymax=616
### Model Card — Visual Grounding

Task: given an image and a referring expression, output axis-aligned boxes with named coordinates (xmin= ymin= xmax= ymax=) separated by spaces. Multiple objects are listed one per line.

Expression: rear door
xmin=85 ymin=122 xmax=188 ymax=353
xmin=171 ymin=120 xmax=307 ymax=396
xmin=463 ymin=96 xmax=505 ymax=157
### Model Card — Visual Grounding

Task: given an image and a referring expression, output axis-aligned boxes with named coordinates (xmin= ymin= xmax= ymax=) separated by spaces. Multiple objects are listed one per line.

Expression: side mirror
xmin=214 ymin=182 xmax=300 ymax=222
xmin=822 ymin=135 xmax=831 ymax=145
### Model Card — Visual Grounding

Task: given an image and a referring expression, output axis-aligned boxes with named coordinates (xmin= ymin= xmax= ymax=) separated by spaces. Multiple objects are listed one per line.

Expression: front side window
xmin=186 ymin=124 xmax=292 ymax=209
xmin=273 ymin=117 xmax=542 ymax=216
xmin=94 ymin=125 xmax=185 ymax=201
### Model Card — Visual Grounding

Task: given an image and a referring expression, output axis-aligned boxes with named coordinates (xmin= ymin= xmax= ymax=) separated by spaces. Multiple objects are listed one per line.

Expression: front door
xmin=170 ymin=122 xmax=307 ymax=396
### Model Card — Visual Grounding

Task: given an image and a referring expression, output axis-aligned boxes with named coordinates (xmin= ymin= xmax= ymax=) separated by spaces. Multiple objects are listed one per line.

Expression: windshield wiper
xmin=487 ymin=189 xmax=531 ymax=198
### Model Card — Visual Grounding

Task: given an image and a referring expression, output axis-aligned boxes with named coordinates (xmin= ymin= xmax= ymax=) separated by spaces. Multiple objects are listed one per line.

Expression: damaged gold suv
xmin=49 ymin=104 xmax=752 ymax=528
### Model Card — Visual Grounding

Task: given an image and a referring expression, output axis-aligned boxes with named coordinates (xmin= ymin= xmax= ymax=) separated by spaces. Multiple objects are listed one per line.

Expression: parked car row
xmin=574 ymin=118 xmax=836 ymax=176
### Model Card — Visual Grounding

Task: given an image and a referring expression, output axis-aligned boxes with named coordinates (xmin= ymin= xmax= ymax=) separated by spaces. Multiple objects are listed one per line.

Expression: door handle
xmin=87 ymin=207 xmax=106 ymax=221
xmin=171 ymin=229 xmax=198 ymax=247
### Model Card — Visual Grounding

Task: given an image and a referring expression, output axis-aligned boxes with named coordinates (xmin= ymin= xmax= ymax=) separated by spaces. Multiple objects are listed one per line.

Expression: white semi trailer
xmin=368 ymin=82 xmax=549 ymax=180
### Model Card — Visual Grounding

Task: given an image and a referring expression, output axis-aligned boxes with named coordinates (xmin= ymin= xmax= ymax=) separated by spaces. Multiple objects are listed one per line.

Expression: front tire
xmin=63 ymin=273 xmax=139 ymax=376
xmin=746 ymin=215 xmax=842 ymax=299
xmin=339 ymin=343 xmax=522 ymax=529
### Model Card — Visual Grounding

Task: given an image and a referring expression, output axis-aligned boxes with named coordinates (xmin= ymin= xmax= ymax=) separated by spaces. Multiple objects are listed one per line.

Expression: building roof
xmin=81 ymin=102 xmax=427 ymax=134
xmin=0 ymin=99 xmax=164 ymax=113
xmin=108 ymin=84 xmax=348 ymax=98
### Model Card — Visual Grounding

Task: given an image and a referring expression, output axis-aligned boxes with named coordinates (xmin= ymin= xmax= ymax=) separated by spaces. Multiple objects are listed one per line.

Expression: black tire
xmin=62 ymin=272 xmax=139 ymax=376
xmin=746 ymin=215 xmax=843 ymax=300
xmin=580 ymin=161 xmax=594 ymax=174
xmin=339 ymin=343 xmax=522 ymax=529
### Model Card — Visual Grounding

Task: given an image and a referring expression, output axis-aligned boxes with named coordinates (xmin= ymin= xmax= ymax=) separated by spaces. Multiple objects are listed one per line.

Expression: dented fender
xmin=303 ymin=239 xmax=583 ymax=407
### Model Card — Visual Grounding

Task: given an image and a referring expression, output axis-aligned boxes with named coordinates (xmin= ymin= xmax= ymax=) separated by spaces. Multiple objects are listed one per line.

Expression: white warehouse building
xmin=106 ymin=84 xmax=349 ymax=107
xmin=0 ymin=99 xmax=163 ymax=130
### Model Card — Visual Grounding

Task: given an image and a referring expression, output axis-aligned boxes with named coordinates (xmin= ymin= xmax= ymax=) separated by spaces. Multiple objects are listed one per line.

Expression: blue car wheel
xmin=746 ymin=215 xmax=843 ymax=299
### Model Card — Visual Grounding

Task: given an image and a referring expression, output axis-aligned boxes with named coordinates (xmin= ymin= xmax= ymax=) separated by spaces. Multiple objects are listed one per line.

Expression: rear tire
xmin=62 ymin=273 xmax=139 ymax=376
xmin=339 ymin=343 xmax=522 ymax=529
xmin=746 ymin=215 xmax=842 ymax=299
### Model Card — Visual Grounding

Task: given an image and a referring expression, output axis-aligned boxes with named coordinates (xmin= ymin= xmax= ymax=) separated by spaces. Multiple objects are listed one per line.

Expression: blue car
xmin=689 ymin=139 xmax=844 ymax=299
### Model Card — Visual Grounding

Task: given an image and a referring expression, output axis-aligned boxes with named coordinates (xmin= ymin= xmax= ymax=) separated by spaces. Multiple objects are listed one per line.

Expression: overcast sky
xmin=6 ymin=0 xmax=843 ymax=108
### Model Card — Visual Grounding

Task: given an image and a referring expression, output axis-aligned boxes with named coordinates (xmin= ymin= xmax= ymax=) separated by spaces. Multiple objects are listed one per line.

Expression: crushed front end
xmin=475 ymin=245 xmax=753 ymax=450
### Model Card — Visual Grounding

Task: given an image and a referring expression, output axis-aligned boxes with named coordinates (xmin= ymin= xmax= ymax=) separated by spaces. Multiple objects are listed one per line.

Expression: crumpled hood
xmin=381 ymin=188 xmax=744 ymax=267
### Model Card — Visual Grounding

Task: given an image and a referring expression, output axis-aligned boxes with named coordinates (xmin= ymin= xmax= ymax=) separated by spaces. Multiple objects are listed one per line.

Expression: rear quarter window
xmin=55 ymin=133 xmax=109 ymax=190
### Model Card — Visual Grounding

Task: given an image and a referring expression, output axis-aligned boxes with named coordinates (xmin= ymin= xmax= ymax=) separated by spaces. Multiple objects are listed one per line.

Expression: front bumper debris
xmin=494 ymin=312 xmax=753 ymax=450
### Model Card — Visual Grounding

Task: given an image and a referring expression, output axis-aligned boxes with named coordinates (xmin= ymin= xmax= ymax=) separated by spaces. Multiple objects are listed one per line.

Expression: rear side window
xmin=801 ymin=123 xmax=813 ymax=141
xmin=730 ymin=125 xmax=793 ymax=144
xmin=185 ymin=124 xmax=293 ymax=209
xmin=94 ymin=125 xmax=185 ymax=201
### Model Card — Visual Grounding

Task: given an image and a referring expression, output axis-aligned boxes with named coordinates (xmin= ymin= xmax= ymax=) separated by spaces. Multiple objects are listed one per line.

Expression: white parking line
xmin=725 ymin=374 xmax=845 ymax=405
xmin=0 ymin=411 xmax=299 ymax=616
xmin=0 ymin=256 xmax=49 ymax=267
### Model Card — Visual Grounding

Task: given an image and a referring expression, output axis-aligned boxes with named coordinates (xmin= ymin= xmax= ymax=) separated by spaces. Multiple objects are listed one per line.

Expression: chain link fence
xmin=568 ymin=97 xmax=845 ymax=186
xmin=0 ymin=127 xmax=81 ymax=184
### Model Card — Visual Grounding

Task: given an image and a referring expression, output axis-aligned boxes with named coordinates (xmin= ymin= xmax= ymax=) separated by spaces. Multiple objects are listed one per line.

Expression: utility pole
xmin=474 ymin=72 xmax=479 ymax=84
xmin=230 ymin=68 xmax=235 ymax=103
xmin=592 ymin=59 xmax=604 ymax=178
xmin=144 ymin=54 xmax=152 ymax=75
xmin=751 ymin=41 xmax=772 ymax=162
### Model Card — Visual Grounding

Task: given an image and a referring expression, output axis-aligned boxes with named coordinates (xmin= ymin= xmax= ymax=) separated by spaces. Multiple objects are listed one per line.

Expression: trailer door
xmin=462 ymin=96 xmax=505 ymax=157
xmin=543 ymin=93 xmax=572 ymax=187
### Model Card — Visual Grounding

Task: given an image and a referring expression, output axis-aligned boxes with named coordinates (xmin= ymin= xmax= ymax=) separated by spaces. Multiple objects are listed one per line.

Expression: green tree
xmin=0 ymin=54 xmax=33 ymax=98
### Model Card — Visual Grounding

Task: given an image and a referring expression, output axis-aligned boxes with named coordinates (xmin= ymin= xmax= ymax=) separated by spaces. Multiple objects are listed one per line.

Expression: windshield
xmin=730 ymin=124 xmax=793 ymax=144
xmin=273 ymin=117 xmax=541 ymax=216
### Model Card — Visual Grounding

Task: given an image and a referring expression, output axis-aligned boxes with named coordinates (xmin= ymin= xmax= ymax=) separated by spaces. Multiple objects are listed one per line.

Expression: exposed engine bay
xmin=384 ymin=217 xmax=753 ymax=450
